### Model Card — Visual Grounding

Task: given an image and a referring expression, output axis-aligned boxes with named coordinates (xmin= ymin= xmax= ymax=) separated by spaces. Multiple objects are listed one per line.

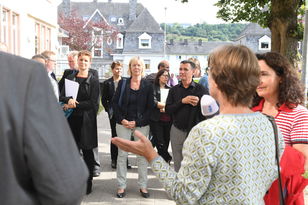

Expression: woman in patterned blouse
xmin=112 ymin=45 xmax=285 ymax=204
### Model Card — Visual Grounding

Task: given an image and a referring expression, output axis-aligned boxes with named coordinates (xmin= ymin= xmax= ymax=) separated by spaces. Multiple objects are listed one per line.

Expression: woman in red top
xmin=252 ymin=52 xmax=308 ymax=204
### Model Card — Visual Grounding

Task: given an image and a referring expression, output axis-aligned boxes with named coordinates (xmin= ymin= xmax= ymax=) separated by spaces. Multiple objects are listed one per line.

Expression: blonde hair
xmin=128 ymin=56 xmax=145 ymax=77
xmin=209 ymin=45 xmax=260 ymax=106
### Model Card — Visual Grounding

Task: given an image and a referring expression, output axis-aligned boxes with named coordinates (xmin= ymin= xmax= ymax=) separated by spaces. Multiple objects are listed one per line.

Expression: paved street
xmin=81 ymin=111 xmax=176 ymax=205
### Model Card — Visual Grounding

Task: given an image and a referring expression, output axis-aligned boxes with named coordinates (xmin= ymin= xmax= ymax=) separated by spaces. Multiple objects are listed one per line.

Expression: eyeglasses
xmin=161 ymin=74 xmax=169 ymax=78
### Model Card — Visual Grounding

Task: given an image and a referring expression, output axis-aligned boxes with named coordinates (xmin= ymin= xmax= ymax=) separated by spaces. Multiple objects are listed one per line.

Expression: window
xmin=11 ymin=13 xmax=19 ymax=54
xmin=34 ymin=21 xmax=52 ymax=54
xmin=1 ymin=9 xmax=9 ymax=45
xmin=258 ymin=35 xmax=271 ymax=51
xmin=116 ymin=33 xmax=124 ymax=49
xmin=138 ymin=32 xmax=151 ymax=49
xmin=144 ymin=59 xmax=150 ymax=70
xmin=117 ymin=18 xmax=124 ymax=25
xmin=92 ymin=29 xmax=103 ymax=57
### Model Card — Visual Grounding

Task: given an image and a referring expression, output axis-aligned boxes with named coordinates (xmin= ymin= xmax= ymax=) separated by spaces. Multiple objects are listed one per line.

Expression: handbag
xmin=264 ymin=114 xmax=285 ymax=205
xmin=59 ymin=102 xmax=73 ymax=118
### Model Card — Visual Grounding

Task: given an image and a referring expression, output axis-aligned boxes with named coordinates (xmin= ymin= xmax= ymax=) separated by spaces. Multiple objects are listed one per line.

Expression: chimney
xmin=198 ymin=39 xmax=202 ymax=46
xmin=129 ymin=0 xmax=137 ymax=21
xmin=184 ymin=39 xmax=188 ymax=45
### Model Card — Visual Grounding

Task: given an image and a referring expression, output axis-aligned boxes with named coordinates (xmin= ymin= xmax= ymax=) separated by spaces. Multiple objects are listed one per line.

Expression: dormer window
xmin=116 ymin=33 xmax=124 ymax=49
xmin=258 ymin=35 xmax=271 ymax=51
xmin=138 ymin=32 xmax=151 ymax=49
xmin=117 ymin=18 xmax=124 ymax=25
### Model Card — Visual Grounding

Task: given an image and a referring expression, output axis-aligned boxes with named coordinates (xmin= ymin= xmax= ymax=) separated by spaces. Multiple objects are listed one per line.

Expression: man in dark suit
xmin=58 ymin=51 xmax=101 ymax=177
xmin=0 ymin=51 xmax=88 ymax=205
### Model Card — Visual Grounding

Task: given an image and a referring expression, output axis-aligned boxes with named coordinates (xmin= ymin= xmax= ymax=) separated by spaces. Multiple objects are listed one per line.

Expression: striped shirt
xmin=252 ymin=99 xmax=308 ymax=145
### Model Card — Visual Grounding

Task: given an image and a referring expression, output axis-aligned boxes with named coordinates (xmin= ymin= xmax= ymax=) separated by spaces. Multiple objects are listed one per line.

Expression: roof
xmin=166 ymin=41 xmax=234 ymax=55
xmin=235 ymin=23 xmax=271 ymax=41
xmin=126 ymin=8 xmax=163 ymax=33
xmin=58 ymin=1 xmax=162 ymax=33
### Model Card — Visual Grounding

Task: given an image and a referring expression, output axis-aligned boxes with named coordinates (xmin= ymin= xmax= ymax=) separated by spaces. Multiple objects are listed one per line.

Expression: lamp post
xmin=302 ymin=0 xmax=308 ymax=106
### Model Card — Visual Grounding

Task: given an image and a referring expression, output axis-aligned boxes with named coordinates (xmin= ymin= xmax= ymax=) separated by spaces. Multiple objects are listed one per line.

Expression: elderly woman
xmin=252 ymin=52 xmax=308 ymax=204
xmin=112 ymin=45 xmax=284 ymax=204
xmin=112 ymin=57 xmax=154 ymax=198
xmin=60 ymin=50 xmax=99 ymax=195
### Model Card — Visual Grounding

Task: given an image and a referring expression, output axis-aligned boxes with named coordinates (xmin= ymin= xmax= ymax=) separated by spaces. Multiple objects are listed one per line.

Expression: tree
xmin=58 ymin=11 xmax=118 ymax=52
xmin=178 ymin=0 xmax=305 ymax=66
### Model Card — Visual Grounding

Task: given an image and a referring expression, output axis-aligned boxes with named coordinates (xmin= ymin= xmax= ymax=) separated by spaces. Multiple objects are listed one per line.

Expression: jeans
xmin=116 ymin=124 xmax=149 ymax=189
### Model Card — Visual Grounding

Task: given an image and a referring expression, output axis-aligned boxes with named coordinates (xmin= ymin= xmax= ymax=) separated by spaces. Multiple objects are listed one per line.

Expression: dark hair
xmin=209 ymin=45 xmax=260 ymax=106
xmin=154 ymin=69 xmax=169 ymax=86
xmin=180 ymin=60 xmax=196 ymax=69
xmin=111 ymin=61 xmax=123 ymax=69
xmin=252 ymin=52 xmax=304 ymax=108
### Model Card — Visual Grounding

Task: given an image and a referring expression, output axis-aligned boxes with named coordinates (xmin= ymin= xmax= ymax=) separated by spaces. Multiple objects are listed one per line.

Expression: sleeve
xmin=101 ymin=80 xmax=110 ymax=112
xmin=76 ymin=77 xmax=100 ymax=112
xmin=290 ymin=107 xmax=308 ymax=144
xmin=23 ymin=65 xmax=88 ymax=205
xmin=112 ymin=79 xmax=124 ymax=123
xmin=153 ymin=85 xmax=159 ymax=107
xmin=165 ymin=87 xmax=184 ymax=114
xmin=150 ymin=125 xmax=216 ymax=204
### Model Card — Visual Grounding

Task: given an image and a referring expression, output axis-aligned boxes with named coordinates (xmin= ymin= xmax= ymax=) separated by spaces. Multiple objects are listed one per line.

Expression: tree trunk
xmin=270 ymin=0 xmax=300 ymax=67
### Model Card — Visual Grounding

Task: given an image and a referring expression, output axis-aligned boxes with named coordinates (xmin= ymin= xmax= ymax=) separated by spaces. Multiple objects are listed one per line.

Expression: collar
xmin=252 ymin=98 xmax=294 ymax=112
xmin=179 ymin=80 xmax=196 ymax=88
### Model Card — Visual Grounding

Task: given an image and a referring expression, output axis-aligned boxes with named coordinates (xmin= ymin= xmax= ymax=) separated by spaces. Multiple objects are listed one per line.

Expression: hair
xmin=157 ymin=60 xmax=169 ymax=70
xmin=111 ymin=61 xmax=123 ymax=69
xmin=67 ymin=50 xmax=79 ymax=58
xmin=154 ymin=69 xmax=169 ymax=86
xmin=252 ymin=52 xmax=304 ymax=108
xmin=32 ymin=54 xmax=46 ymax=61
xmin=78 ymin=50 xmax=92 ymax=61
xmin=188 ymin=57 xmax=200 ymax=69
xmin=180 ymin=60 xmax=196 ymax=69
xmin=41 ymin=50 xmax=56 ymax=60
xmin=209 ymin=45 xmax=260 ymax=106
xmin=128 ymin=56 xmax=145 ymax=77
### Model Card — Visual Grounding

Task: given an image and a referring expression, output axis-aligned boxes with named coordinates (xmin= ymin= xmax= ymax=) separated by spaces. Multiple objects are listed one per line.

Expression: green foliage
xmin=161 ymin=23 xmax=247 ymax=42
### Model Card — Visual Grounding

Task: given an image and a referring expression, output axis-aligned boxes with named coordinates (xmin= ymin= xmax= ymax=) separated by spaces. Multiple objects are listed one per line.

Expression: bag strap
xmin=118 ymin=78 xmax=127 ymax=107
xmin=264 ymin=114 xmax=285 ymax=205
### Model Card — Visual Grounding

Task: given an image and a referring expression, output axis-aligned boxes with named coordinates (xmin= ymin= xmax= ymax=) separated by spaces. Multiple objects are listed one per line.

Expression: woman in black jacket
xmin=60 ymin=50 xmax=99 ymax=195
xmin=112 ymin=57 xmax=154 ymax=198
xmin=150 ymin=69 xmax=172 ymax=163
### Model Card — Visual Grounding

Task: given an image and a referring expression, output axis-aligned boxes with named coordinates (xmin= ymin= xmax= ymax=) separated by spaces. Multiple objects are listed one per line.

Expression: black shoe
xmin=93 ymin=169 xmax=100 ymax=177
xmin=127 ymin=160 xmax=132 ymax=169
xmin=111 ymin=160 xmax=117 ymax=169
xmin=139 ymin=189 xmax=150 ymax=198
xmin=86 ymin=180 xmax=92 ymax=195
xmin=116 ymin=190 xmax=126 ymax=198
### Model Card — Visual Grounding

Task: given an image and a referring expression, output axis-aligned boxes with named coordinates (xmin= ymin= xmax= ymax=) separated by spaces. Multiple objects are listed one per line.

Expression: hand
xmin=182 ymin=95 xmax=199 ymax=106
xmin=157 ymin=102 xmax=165 ymax=109
xmin=111 ymin=130 xmax=158 ymax=162
xmin=68 ymin=98 xmax=79 ymax=108
xmin=160 ymin=108 xmax=165 ymax=113
xmin=127 ymin=121 xmax=136 ymax=129
xmin=121 ymin=119 xmax=130 ymax=129
xmin=62 ymin=104 xmax=70 ymax=111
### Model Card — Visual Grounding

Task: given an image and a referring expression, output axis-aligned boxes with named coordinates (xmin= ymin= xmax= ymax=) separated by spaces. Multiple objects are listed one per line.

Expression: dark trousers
xmin=150 ymin=120 xmax=172 ymax=162
xmin=109 ymin=117 xmax=118 ymax=162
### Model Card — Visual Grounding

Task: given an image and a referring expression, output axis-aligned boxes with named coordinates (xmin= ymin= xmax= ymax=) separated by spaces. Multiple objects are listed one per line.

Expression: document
xmin=160 ymin=88 xmax=169 ymax=104
xmin=65 ymin=79 xmax=79 ymax=99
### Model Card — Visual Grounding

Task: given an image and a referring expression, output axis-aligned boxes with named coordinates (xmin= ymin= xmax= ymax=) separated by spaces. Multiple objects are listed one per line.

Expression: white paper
xmin=160 ymin=88 xmax=169 ymax=104
xmin=65 ymin=79 xmax=79 ymax=99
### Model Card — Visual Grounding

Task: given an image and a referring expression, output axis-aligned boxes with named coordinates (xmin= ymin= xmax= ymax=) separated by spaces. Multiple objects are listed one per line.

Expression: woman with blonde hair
xmin=112 ymin=45 xmax=284 ymax=204
xmin=112 ymin=57 xmax=154 ymax=198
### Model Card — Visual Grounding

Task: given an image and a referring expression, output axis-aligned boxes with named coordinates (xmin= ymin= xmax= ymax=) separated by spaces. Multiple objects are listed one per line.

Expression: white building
xmin=0 ymin=0 xmax=60 ymax=58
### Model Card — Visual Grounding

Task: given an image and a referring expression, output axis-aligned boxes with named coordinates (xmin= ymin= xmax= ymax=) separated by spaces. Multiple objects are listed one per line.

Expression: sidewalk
xmin=81 ymin=111 xmax=176 ymax=205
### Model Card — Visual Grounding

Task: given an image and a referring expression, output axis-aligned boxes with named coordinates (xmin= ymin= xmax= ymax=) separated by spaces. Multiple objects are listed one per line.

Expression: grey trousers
xmin=170 ymin=124 xmax=187 ymax=172
xmin=116 ymin=124 xmax=149 ymax=189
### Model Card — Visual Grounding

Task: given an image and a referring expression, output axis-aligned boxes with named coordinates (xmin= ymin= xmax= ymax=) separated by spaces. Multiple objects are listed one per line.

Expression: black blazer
xmin=112 ymin=78 xmax=154 ymax=127
xmin=60 ymin=71 xmax=100 ymax=149
xmin=150 ymin=84 xmax=171 ymax=122
xmin=58 ymin=68 xmax=98 ymax=92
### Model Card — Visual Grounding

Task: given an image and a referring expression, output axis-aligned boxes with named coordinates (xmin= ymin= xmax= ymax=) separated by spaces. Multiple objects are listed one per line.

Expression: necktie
xmin=51 ymin=72 xmax=57 ymax=81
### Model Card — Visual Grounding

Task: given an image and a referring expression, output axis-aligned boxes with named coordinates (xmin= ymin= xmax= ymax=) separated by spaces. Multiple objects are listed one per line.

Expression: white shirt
xmin=48 ymin=71 xmax=59 ymax=101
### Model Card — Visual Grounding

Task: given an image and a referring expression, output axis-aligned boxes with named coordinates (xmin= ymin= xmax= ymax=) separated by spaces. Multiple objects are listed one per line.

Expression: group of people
xmin=2 ymin=44 xmax=308 ymax=205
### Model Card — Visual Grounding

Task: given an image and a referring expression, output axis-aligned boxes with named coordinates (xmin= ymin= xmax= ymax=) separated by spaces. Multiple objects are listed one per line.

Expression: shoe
xmin=116 ymin=190 xmax=126 ymax=198
xmin=111 ymin=160 xmax=117 ymax=169
xmin=127 ymin=160 xmax=132 ymax=169
xmin=139 ymin=189 xmax=150 ymax=198
xmin=86 ymin=180 xmax=92 ymax=195
xmin=93 ymin=169 xmax=100 ymax=177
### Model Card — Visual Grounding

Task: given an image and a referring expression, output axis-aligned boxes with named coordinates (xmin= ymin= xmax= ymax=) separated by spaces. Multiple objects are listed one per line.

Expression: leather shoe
xmin=116 ymin=190 xmax=126 ymax=198
xmin=111 ymin=160 xmax=116 ymax=169
xmin=139 ymin=189 xmax=150 ymax=198
xmin=93 ymin=170 xmax=100 ymax=177
xmin=127 ymin=160 xmax=132 ymax=169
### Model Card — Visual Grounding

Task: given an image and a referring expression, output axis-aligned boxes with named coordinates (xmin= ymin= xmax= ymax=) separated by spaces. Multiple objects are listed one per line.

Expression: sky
xmin=72 ymin=0 xmax=225 ymax=24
